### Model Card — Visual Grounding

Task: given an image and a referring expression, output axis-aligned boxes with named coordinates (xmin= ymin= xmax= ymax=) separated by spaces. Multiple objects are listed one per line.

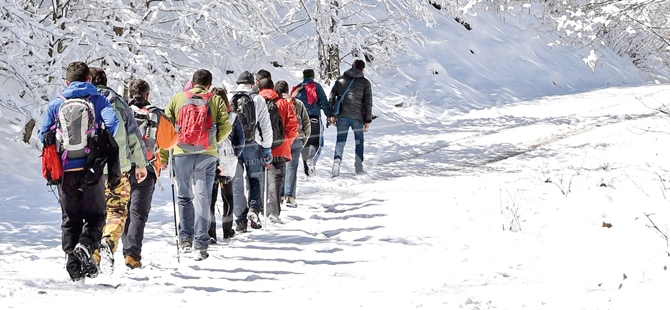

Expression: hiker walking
xmin=276 ymin=80 xmax=311 ymax=208
xmin=328 ymin=59 xmax=373 ymax=176
xmin=229 ymin=71 xmax=273 ymax=232
xmin=257 ymin=77 xmax=298 ymax=222
xmin=208 ymin=87 xmax=245 ymax=243
xmin=39 ymin=61 xmax=120 ymax=281
xmin=166 ymin=69 xmax=232 ymax=260
xmin=292 ymin=69 xmax=332 ymax=177
xmin=89 ymin=67 xmax=149 ymax=273
xmin=122 ymin=78 xmax=179 ymax=268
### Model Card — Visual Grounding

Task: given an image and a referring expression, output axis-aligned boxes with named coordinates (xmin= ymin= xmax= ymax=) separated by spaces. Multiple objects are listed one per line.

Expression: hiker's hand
xmin=261 ymin=148 xmax=273 ymax=165
xmin=161 ymin=162 xmax=168 ymax=171
xmin=363 ymin=123 xmax=370 ymax=133
xmin=135 ymin=166 xmax=148 ymax=183
xmin=327 ymin=117 xmax=336 ymax=127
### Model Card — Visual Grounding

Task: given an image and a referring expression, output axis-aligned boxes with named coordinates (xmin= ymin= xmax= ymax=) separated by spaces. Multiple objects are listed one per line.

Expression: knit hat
xmin=236 ymin=71 xmax=254 ymax=85
xmin=303 ymin=69 xmax=315 ymax=79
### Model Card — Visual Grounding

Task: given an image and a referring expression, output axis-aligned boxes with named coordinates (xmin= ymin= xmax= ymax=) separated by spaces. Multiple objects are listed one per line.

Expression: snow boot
xmin=285 ymin=197 xmax=298 ymax=208
xmin=194 ymin=249 xmax=209 ymax=261
xmin=124 ymin=255 xmax=142 ymax=269
xmin=73 ymin=243 xmax=99 ymax=278
xmin=222 ymin=221 xmax=235 ymax=239
xmin=247 ymin=208 xmax=262 ymax=229
xmin=98 ymin=237 xmax=114 ymax=275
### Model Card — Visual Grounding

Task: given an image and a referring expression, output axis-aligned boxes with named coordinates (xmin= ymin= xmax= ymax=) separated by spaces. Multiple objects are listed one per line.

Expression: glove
xmin=261 ymin=148 xmax=273 ymax=166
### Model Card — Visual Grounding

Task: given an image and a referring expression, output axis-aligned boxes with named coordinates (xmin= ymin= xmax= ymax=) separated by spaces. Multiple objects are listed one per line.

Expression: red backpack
xmin=41 ymin=129 xmax=63 ymax=185
xmin=176 ymin=90 xmax=215 ymax=153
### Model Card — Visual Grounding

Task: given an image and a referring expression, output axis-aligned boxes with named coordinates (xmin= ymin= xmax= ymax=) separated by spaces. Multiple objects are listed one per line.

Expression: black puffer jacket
xmin=328 ymin=68 xmax=373 ymax=123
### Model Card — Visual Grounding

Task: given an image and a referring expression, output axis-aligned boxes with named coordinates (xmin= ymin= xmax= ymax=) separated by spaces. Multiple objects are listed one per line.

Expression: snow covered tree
xmin=552 ymin=0 xmax=670 ymax=77
xmin=263 ymin=0 xmax=468 ymax=83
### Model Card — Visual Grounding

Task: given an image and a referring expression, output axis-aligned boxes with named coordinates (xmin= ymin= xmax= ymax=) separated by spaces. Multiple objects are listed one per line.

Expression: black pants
xmin=209 ymin=178 xmax=234 ymax=240
xmin=300 ymin=116 xmax=322 ymax=164
xmin=122 ymin=166 xmax=157 ymax=261
xmin=59 ymin=170 xmax=106 ymax=278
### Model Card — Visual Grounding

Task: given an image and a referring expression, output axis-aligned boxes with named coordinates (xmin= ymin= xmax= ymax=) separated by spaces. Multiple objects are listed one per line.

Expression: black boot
xmin=223 ymin=221 xmax=235 ymax=239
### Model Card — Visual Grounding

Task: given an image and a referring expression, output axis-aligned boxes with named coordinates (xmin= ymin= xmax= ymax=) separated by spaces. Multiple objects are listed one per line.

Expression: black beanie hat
xmin=303 ymin=69 xmax=315 ymax=79
xmin=236 ymin=71 xmax=254 ymax=85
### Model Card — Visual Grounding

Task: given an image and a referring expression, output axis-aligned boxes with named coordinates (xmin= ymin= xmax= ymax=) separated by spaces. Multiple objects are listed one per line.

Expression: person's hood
xmin=259 ymin=88 xmax=280 ymax=101
xmin=343 ymin=68 xmax=365 ymax=79
xmin=129 ymin=97 xmax=151 ymax=108
xmin=234 ymin=84 xmax=254 ymax=93
xmin=60 ymin=81 xmax=101 ymax=98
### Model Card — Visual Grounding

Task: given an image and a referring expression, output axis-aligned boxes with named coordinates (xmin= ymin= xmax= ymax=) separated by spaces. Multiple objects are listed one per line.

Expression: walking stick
xmin=263 ymin=164 xmax=268 ymax=231
xmin=169 ymin=149 xmax=180 ymax=263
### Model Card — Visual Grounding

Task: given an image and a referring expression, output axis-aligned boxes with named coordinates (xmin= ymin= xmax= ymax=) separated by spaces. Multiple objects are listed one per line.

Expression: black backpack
xmin=230 ymin=92 xmax=258 ymax=142
xmin=265 ymin=97 xmax=285 ymax=149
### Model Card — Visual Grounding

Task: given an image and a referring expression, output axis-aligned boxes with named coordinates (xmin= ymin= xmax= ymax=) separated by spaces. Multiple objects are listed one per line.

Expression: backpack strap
xmin=334 ymin=78 xmax=356 ymax=115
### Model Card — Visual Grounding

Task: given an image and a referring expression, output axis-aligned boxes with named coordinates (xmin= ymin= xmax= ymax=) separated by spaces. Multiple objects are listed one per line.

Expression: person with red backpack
xmin=292 ymin=69 xmax=333 ymax=177
xmin=38 ymin=61 xmax=120 ymax=281
xmin=258 ymin=77 xmax=299 ymax=223
xmin=276 ymin=80 xmax=311 ymax=208
xmin=123 ymin=79 xmax=179 ymax=268
xmin=166 ymin=69 xmax=232 ymax=261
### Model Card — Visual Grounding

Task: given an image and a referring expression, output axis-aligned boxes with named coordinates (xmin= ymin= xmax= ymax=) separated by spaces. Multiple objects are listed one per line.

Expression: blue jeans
xmin=173 ymin=154 xmax=217 ymax=250
xmin=232 ymin=141 xmax=263 ymax=224
xmin=282 ymin=139 xmax=303 ymax=198
xmin=334 ymin=117 xmax=365 ymax=172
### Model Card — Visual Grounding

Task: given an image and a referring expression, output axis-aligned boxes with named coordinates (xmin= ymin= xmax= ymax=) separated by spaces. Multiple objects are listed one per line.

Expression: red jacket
xmin=259 ymin=89 xmax=298 ymax=160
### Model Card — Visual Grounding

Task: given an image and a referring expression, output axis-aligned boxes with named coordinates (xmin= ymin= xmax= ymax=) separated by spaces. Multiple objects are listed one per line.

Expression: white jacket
xmin=231 ymin=84 xmax=273 ymax=149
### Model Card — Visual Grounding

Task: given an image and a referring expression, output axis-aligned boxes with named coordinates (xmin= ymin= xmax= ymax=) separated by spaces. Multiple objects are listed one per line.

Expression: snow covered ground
xmin=2 ymin=4 xmax=670 ymax=310
xmin=2 ymin=84 xmax=670 ymax=309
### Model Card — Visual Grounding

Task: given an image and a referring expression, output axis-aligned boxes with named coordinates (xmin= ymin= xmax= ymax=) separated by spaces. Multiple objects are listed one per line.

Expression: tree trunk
xmin=317 ymin=1 xmax=341 ymax=84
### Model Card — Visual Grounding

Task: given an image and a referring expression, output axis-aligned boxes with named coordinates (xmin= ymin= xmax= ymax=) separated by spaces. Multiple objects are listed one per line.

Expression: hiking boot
xmin=209 ymin=237 xmax=217 ymax=245
xmin=70 ymin=272 xmax=84 ymax=282
xmin=306 ymin=160 xmax=315 ymax=177
xmin=235 ymin=220 xmax=247 ymax=233
xmin=280 ymin=196 xmax=285 ymax=205
xmin=285 ymin=196 xmax=298 ymax=208
xmin=98 ymin=237 xmax=114 ymax=275
xmin=73 ymin=243 xmax=99 ymax=278
xmin=124 ymin=255 xmax=142 ymax=269
xmin=194 ymin=249 xmax=209 ymax=261
xmin=356 ymin=170 xmax=367 ymax=175
xmin=303 ymin=160 xmax=310 ymax=176
xmin=223 ymin=229 xmax=235 ymax=239
xmin=223 ymin=221 xmax=235 ymax=239
xmin=332 ymin=158 xmax=341 ymax=178
xmin=179 ymin=238 xmax=193 ymax=253
xmin=247 ymin=208 xmax=262 ymax=229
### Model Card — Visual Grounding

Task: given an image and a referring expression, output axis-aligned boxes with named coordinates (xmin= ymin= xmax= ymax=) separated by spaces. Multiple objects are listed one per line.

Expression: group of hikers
xmin=38 ymin=59 xmax=373 ymax=281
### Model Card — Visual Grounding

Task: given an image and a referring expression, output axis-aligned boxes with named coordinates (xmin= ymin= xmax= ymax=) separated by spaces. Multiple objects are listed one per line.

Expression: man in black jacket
xmin=328 ymin=59 xmax=372 ymax=177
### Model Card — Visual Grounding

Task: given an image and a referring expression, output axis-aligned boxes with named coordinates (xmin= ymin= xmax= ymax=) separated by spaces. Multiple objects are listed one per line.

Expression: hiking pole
xmin=169 ymin=149 xmax=180 ymax=263
xmin=263 ymin=164 xmax=268 ymax=231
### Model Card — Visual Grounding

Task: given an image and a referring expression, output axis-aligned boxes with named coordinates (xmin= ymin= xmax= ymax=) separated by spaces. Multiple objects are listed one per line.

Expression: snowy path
xmin=2 ymin=85 xmax=670 ymax=309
